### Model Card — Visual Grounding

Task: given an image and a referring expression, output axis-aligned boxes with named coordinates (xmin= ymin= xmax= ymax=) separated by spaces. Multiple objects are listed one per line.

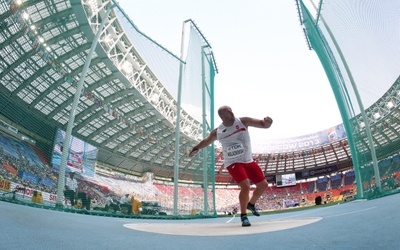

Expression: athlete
xmin=189 ymin=105 xmax=273 ymax=226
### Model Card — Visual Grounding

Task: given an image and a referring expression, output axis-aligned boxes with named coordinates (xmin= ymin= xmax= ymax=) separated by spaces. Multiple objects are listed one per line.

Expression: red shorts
xmin=226 ymin=161 xmax=266 ymax=184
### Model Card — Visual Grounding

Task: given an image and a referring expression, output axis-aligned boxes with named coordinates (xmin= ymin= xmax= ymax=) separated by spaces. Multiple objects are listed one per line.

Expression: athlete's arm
xmin=240 ymin=116 xmax=273 ymax=129
xmin=189 ymin=129 xmax=217 ymax=157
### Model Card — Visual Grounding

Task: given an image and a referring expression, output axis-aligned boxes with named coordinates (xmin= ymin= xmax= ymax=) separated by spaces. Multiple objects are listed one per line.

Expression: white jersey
xmin=217 ymin=117 xmax=253 ymax=167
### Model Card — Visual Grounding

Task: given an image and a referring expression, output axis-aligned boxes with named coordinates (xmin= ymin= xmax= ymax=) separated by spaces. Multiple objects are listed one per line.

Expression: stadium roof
xmin=0 ymin=0 xmax=210 ymax=181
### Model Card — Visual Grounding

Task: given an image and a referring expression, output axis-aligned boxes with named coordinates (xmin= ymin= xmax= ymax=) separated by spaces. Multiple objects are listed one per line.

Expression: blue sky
xmin=117 ymin=0 xmax=343 ymax=151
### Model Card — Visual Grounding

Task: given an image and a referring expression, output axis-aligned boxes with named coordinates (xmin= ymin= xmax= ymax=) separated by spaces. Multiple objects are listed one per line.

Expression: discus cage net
xmin=297 ymin=0 xmax=400 ymax=199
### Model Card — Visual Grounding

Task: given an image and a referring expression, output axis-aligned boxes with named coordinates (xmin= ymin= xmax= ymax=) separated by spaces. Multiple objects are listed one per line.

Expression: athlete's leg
xmin=249 ymin=179 xmax=268 ymax=205
xmin=227 ymin=163 xmax=250 ymax=215
xmin=246 ymin=161 xmax=268 ymax=205
xmin=237 ymin=179 xmax=251 ymax=214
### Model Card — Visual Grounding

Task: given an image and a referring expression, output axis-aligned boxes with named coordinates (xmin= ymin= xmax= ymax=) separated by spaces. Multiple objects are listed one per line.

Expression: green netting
xmin=120 ymin=19 xmax=218 ymax=216
xmin=179 ymin=21 xmax=217 ymax=216
xmin=116 ymin=13 xmax=218 ymax=216
xmin=299 ymin=0 xmax=400 ymax=199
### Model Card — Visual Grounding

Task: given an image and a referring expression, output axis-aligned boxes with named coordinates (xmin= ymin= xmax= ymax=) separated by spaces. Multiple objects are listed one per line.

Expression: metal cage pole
xmin=173 ymin=19 xmax=191 ymax=216
xmin=201 ymin=45 xmax=209 ymax=215
xmin=56 ymin=5 xmax=115 ymax=207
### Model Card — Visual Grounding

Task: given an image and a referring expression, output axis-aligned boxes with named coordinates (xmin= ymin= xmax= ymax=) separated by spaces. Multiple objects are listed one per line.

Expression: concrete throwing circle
xmin=124 ymin=217 xmax=322 ymax=236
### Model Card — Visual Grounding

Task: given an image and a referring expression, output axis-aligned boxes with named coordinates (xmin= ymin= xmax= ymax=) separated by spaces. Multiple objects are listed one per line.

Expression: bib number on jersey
xmin=226 ymin=144 xmax=245 ymax=158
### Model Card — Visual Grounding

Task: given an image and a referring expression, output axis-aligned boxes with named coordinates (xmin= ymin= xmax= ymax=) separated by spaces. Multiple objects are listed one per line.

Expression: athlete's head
xmin=218 ymin=106 xmax=235 ymax=125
